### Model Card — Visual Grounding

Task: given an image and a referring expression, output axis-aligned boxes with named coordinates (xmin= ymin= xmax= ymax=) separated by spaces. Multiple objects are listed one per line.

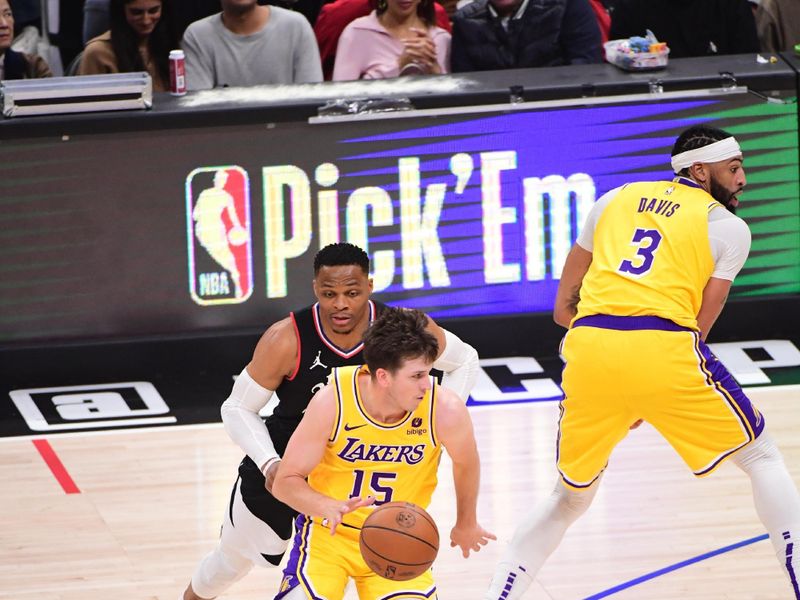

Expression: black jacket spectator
xmin=610 ymin=0 xmax=759 ymax=58
xmin=2 ymin=46 xmax=51 ymax=78
xmin=451 ymin=0 xmax=602 ymax=73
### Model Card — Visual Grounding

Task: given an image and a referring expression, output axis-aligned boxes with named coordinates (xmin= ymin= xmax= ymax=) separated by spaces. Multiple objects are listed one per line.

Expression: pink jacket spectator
xmin=315 ymin=0 xmax=451 ymax=80
xmin=332 ymin=10 xmax=450 ymax=81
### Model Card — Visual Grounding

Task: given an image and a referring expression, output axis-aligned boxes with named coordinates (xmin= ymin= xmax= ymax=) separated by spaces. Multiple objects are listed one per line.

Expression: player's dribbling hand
xmin=321 ymin=496 xmax=375 ymax=534
xmin=449 ymin=522 xmax=497 ymax=558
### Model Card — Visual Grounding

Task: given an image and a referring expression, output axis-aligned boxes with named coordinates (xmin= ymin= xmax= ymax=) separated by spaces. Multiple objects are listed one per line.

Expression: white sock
xmin=484 ymin=562 xmax=533 ymax=600
xmin=732 ymin=431 xmax=800 ymax=598
xmin=484 ymin=479 xmax=599 ymax=599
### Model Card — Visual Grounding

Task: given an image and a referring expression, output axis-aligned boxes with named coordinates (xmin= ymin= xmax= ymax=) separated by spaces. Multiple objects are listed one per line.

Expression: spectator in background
xmin=450 ymin=0 xmax=602 ymax=73
xmin=83 ymin=0 xmax=111 ymax=44
xmin=332 ymin=0 xmax=450 ymax=80
xmin=83 ymin=0 xmax=224 ymax=42
xmin=0 ymin=0 xmax=51 ymax=79
xmin=438 ymin=0 xmax=457 ymax=14
xmin=315 ymin=0 xmax=451 ymax=80
xmin=171 ymin=0 xmax=237 ymax=35
xmin=182 ymin=0 xmax=322 ymax=90
xmin=79 ymin=0 xmax=178 ymax=91
xmin=271 ymin=0 xmax=324 ymax=27
xmin=56 ymin=0 xmax=87 ymax=71
xmin=755 ymin=0 xmax=800 ymax=53
xmin=610 ymin=0 xmax=759 ymax=58
xmin=8 ymin=0 xmax=39 ymax=35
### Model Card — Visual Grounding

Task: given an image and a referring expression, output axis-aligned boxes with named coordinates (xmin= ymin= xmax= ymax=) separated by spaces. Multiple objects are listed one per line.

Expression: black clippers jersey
xmin=239 ymin=300 xmax=384 ymax=513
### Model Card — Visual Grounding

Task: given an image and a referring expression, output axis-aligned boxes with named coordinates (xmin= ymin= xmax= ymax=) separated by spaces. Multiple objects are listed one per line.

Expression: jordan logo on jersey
xmin=310 ymin=351 xmax=328 ymax=370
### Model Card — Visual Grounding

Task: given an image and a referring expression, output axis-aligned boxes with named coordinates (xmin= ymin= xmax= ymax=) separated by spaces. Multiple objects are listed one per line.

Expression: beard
xmin=709 ymin=176 xmax=739 ymax=214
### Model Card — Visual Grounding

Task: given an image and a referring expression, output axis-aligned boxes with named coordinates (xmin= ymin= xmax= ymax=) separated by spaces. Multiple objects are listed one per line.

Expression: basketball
xmin=227 ymin=227 xmax=248 ymax=246
xmin=359 ymin=501 xmax=439 ymax=581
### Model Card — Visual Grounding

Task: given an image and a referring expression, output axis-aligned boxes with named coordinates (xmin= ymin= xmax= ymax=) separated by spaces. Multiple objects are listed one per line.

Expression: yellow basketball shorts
xmin=558 ymin=315 xmax=764 ymax=490
xmin=275 ymin=514 xmax=437 ymax=600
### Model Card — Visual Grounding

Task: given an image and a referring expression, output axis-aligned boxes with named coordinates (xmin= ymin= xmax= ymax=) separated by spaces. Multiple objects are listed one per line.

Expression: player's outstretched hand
xmin=321 ymin=496 xmax=375 ymax=535
xmin=449 ymin=522 xmax=496 ymax=558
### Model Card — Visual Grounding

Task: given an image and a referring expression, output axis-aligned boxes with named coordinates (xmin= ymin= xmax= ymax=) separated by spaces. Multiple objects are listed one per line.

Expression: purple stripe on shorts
xmin=693 ymin=336 xmax=765 ymax=475
xmin=274 ymin=514 xmax=316 ymax=600
xmin=573 ymin=315 xmax=691 ymax=332
xmin=698 ymin=338 xmax=764 ymax=436
xmin=557 ymin=358 xmax=603 ymax=490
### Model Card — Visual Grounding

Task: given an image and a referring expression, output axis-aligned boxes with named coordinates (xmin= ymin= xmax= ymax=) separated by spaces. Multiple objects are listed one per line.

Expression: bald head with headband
xmin=670 ymin=125 xmax=746 ymax=212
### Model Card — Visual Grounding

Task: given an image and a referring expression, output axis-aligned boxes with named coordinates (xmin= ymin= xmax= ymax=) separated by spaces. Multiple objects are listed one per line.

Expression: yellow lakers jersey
xmin=575 ymin=180 xmax=719 ymax=330
xmin=308 ymin=364 xmax=441 ymax=529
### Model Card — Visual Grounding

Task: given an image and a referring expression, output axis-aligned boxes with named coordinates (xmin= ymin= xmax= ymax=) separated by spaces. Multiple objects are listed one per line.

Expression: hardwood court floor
xmin=1 ymin=385 xmax=798 ymax=600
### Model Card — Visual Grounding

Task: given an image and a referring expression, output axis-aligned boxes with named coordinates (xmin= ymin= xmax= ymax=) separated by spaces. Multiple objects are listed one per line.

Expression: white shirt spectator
xmin=182 ymin=7 xmax=322 ymax=90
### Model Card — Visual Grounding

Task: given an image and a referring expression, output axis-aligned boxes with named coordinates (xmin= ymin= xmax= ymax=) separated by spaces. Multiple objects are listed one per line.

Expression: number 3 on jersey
xmin=350 ymin=469 xmax=396 ymax=505
xmin=619 ymin=228 xmax=663 ymax=276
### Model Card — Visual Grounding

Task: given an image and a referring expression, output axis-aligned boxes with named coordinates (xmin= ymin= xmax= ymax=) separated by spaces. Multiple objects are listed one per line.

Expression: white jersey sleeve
xmin=708 ymin=208 xmax=751 ymax=280
xmin=576 ymin=186 xmax=624 ymax=251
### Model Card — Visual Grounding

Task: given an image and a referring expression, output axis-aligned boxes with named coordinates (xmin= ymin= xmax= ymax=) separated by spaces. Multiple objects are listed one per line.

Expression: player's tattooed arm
xmin=554 ymin=245 xmax=593 ymax=328
xmin=697 ymin=277 xmax=733 ymax=341
xmin=565 ymin=282 xmax=582 ymax=318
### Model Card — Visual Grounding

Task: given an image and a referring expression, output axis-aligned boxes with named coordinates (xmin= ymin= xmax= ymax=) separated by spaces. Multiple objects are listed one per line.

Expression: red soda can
xmin=169 ymin=49 xmax=187 ymax=96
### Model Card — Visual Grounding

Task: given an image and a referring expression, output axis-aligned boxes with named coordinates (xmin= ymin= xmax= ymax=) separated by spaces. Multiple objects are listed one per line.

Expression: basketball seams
xmin=365 ymin=502 xmax=439 ymax=537
xmin=403 ymin=504 xmax=438 ymax=534
xmin=359 ymin=501 xmax=439 ymax=580
xmin=360 ymin=534 xmax=437 ymax=566
xmin=361 ymin=524 xmax=439 ymax=553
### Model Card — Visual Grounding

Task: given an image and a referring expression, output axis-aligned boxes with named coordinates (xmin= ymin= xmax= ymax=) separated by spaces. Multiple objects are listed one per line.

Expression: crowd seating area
xmin=1 ymin=0 xmax=798 ymax=94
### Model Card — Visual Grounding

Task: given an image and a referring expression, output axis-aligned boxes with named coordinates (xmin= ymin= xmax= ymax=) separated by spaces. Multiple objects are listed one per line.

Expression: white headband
xmin=670 ymin=137 xmax=742 ymax=172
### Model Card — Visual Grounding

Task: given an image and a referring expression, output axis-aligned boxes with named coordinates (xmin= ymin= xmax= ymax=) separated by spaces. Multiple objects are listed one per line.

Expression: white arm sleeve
xmin=575 ymin=186 xmax=624 ymax=251
xmin=433 ymin=329 xmax=480 ymax=403
xmin=220 ymin=368 xmax=280 ymax=472
xmin=708 ymin=210 xmax=751 ymax=280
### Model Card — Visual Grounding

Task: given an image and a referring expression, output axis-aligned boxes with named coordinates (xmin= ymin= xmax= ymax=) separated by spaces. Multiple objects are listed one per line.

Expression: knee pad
xmin=553 ymin=479 xmax=597 ymax=521
xmin=191 ymin=543 xmax=253 ymax=599
xmin=731 ymin=432 xmax=783 ymax=474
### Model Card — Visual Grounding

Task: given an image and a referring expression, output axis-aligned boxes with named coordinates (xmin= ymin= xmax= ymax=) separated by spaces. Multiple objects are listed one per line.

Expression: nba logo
xmin=186 ymin=166 xmax=253 ymax=305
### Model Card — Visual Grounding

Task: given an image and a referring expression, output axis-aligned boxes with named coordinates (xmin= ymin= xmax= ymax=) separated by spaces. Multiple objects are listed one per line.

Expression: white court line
xmin=0 ymin=384 xmax=797 ymax=444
